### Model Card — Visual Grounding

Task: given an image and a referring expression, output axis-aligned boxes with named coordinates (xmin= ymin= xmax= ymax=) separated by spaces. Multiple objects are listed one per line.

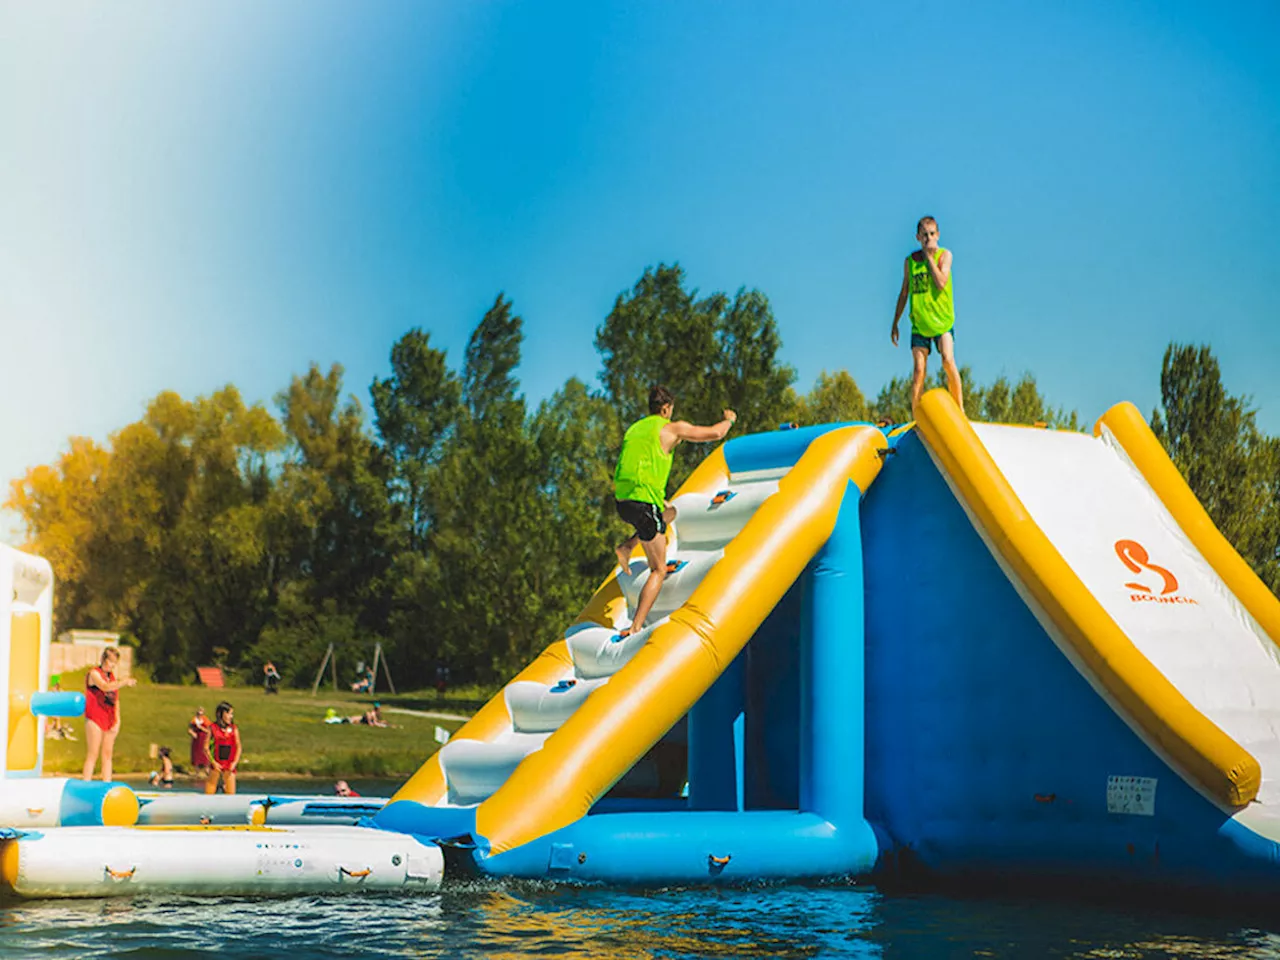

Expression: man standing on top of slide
xmin=613 ymin=384 xmax=737 ymax=638
xmin=891 ymin=215 xmax=964 ymax=417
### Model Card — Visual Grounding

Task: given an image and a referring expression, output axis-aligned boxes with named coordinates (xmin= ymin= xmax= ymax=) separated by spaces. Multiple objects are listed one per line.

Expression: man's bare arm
xmin=891 ymin=259 xmax=910 ymax=346
xmin=923 ymin=249 xmax=951 ymax=289
xmin=664 ymin=410 xmax=737 ymax=449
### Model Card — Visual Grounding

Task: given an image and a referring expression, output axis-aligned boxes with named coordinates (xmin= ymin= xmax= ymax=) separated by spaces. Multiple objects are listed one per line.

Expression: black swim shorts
xmin=616 ymin=499 xmax=667 ymax=542
xmin=910 ymin=327 xmax=955 ymax=355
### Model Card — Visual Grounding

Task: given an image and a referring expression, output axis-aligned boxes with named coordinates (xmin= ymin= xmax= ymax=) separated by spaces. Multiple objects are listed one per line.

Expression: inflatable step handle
xmin=30 ymin=691 xmax=86 ymax=718
xmin=105 ymin=865 xmax=137 ymax=881
xmin=339 ymin=866 xmax=372 ymax=879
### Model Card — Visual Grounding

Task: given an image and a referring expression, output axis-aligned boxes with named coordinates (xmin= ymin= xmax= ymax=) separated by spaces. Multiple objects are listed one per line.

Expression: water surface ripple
xmin=3 ymin=881 xmax=1280 ymax=959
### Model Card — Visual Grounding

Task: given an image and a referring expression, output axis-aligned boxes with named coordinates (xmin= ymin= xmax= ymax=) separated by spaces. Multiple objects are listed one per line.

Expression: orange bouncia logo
xmin=1114 ymin=540 xmax=1197 ymax=605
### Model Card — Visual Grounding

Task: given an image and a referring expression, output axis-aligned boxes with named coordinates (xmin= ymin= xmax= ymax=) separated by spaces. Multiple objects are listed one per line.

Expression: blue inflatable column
xmin=687 ymin=652 xmax=745 ymax=811
xmin=800 ymin=480 xmax=866 ymax=826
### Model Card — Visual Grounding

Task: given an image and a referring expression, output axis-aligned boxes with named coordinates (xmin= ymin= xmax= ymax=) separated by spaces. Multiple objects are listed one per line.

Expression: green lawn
xmin=43 ymin=670 xmax=479 ymax=780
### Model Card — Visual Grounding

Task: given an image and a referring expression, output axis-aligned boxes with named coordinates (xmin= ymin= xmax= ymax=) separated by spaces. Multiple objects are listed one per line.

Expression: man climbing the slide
xmin=613 ymin=384 xmax=737 ymax=637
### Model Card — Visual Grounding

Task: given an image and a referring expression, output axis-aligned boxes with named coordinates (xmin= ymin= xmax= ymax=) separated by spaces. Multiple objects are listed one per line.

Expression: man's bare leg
xmin=937 ymin=332 xmax=964 ymax=411
xmin=615 ymin=534 xmax=639 ymax=573
xmin=909 ymin=346 xmax=929 ymax=419
xmin=622 ymin=532 xmax=668 ymax=636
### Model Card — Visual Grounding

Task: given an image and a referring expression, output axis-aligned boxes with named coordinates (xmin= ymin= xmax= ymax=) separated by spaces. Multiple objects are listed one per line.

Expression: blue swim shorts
xmin=910 ymin=328 xmax=955 ymax=355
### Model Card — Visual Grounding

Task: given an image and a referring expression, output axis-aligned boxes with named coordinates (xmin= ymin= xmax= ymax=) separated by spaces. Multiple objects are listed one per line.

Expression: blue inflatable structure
xmin=376 ymin=389 xmax=1280 ymax=898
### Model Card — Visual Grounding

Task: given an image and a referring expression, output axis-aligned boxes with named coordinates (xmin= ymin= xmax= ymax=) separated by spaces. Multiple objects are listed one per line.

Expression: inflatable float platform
xmin=4 ymin=388 xmax=1280 ymax=900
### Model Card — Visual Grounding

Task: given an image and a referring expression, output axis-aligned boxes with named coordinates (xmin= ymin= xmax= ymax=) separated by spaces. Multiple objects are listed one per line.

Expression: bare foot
xmin=615 ymin=546 xmax=633 ymax=573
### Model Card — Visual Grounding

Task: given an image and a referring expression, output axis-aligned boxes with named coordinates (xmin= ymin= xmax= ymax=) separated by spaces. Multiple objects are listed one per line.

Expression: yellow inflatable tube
xmin=477 ymin=426 xmax=886 ymax=856
xmin=1095 ymin=401 xmax=1280 ymax=648
xmin=917 ymin=389 xmax=1258 ymax=808
xmin=390 ymin=448 xmax=734 ymax=808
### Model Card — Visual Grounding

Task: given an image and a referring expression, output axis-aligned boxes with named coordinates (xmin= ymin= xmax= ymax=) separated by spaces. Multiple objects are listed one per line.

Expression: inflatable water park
xmin=3 ymin=388 xmax=1279 ymax=899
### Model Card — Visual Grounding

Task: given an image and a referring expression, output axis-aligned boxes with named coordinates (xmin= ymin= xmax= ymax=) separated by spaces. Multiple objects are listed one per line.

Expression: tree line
xmin=7 ymin=265 xmax=1277 ymax=687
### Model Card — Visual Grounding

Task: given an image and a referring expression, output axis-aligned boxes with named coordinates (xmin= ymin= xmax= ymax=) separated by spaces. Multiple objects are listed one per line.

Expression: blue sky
xmin=2 ymin=1 xmax=1277 ymax=538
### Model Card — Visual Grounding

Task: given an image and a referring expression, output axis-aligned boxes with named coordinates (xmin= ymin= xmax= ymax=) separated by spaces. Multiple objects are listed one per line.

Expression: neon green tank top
xmin=908 ymin=248 xmax=955 ymax=338
xmin=614 ymin=415 xmax=673 ymax=507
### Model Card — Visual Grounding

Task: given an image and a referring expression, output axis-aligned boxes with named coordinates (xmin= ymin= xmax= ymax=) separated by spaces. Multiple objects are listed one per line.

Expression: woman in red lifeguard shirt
xmin=187 ymin=706 xmax=210 ymax=779
xmin=205 ymin=701 xmax=242 ymax=795
xmin=82 ymin=647 xmax=137 ymax=782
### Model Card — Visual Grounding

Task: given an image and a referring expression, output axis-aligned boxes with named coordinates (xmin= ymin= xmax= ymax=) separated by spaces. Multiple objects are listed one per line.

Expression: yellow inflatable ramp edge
xmin=1095 ymin=401 xmax=1280 ymax=648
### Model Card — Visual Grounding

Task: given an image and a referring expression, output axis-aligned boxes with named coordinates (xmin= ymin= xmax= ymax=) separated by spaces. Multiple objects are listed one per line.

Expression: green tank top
xmin=614 ymin=415 xmax=673 ymax=507
xmin=908 ymin=248 xmax=955 ymax=337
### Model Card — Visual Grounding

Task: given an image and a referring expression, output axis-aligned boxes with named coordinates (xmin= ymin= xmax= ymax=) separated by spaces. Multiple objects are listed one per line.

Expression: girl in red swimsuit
xmin=82 ymin=647 xmax=137 ymax=782
xmin=205 ymin=701 xmax=242 ymax=795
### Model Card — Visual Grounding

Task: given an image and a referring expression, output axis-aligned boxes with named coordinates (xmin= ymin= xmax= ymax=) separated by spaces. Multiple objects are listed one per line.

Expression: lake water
xmin=3 ymin=781 xmax=1279 ymax=958
xmin=3 ymin=882 xmax=1280 ymax=960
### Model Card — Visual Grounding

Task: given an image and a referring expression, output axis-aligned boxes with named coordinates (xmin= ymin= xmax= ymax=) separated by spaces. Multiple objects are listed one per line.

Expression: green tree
xmin=423 ymin=297 xmax=554 ymax=683
xmin=371 ymin=329 xmax=465 ymax=688
xmin=595 ymin=264 xmax=795 ymax=489
xmin=119 ymin=387 xmax=284 ymax=681
xmin=6 ymin=437 xmax=111 ymax=629
xmin=8 ymin=387 xmax=288 ymax=681
xmin=371 ymin=329 xmax=462 ymax=552
xmin=464 ymin=294 xmax=523 ymax=421
xmin=788 ymin=370 xmax=871 ymax=425
xmin=531 ymin=377 xmax=621 ymax=601
xmin=260 ymin=364 xmax=397 ymax=686
xmin=871 ymin=368 xmax=1079 ymax=429
xmin=1151 ymin=344 xmax=1279 ymax=592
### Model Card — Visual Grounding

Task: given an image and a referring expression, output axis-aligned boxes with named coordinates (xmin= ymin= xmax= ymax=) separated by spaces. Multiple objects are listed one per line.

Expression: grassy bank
xmin=44 ymin=670 xmax=481 ymax=780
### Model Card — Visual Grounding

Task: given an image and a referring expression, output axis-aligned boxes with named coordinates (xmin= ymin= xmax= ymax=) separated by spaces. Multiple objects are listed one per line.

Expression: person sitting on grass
xmin=350 ymin=665 xmax=374 ymax=694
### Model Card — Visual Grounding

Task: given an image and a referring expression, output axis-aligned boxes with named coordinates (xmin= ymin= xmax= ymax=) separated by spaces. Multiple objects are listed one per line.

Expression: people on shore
xmin=613 ymin=385 xmax=737 ymax=637
xmin=263 ymin=660 xmax=281 ymax=695
xmin=205 ymin=701 xmax=242 ymax=795
xmin=188 ymin=706 xmax=211 ymax=779
xmin=350 ymin=664 xmax=375 ymax=694
xmin=891 ymin=215 xmax=963 ymax=418
xmin=82 ymin=646 xmax=137 ymax=782
xmin=337 ymin=703 xmax=388 ymax=726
